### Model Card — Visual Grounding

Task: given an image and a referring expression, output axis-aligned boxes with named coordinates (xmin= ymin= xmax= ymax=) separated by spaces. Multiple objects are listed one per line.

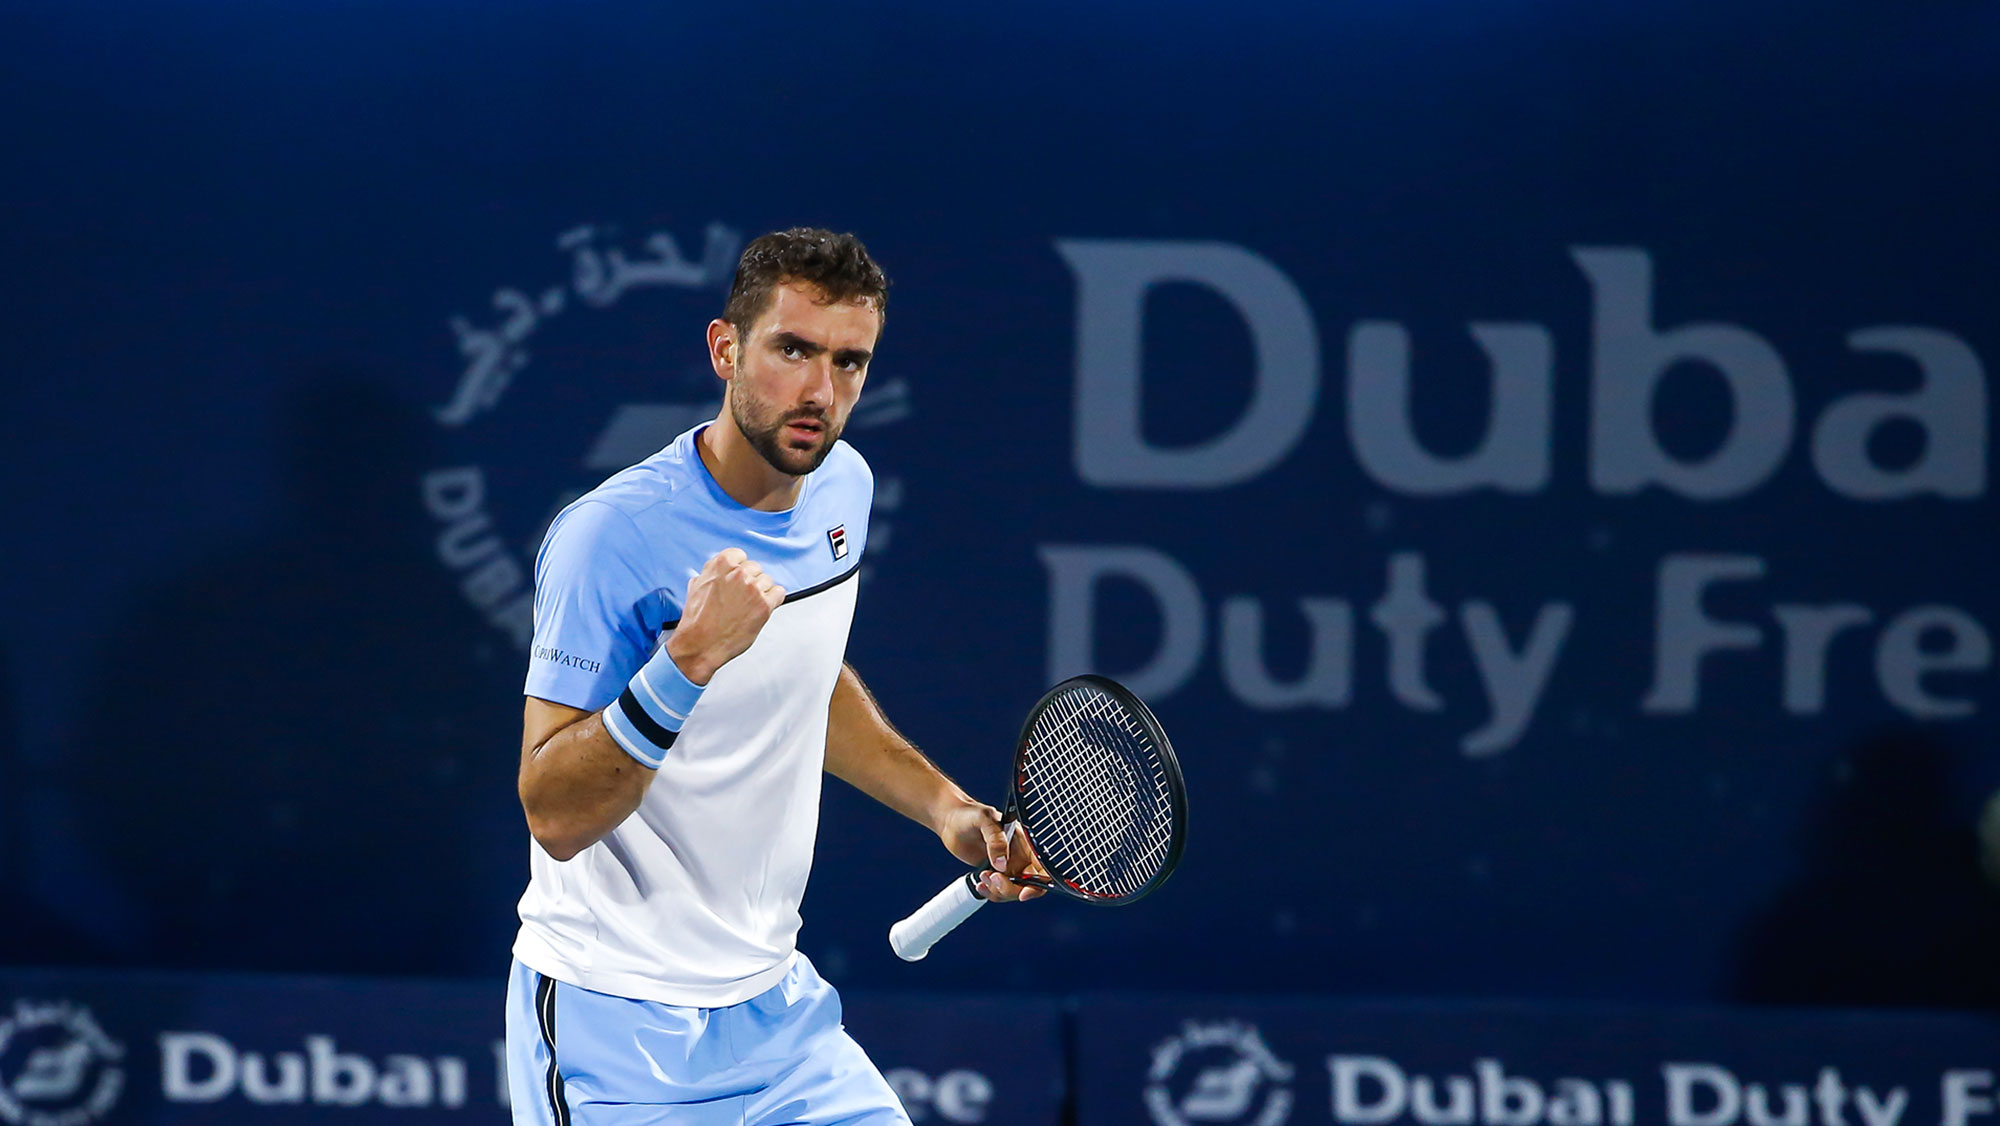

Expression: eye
xmin=781 ymin=343 xmax=806 ymax=360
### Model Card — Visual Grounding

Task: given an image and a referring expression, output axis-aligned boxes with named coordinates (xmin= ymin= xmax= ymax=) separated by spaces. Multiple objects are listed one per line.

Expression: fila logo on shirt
xmin=827 ymin=525 xmax=849 ymax=561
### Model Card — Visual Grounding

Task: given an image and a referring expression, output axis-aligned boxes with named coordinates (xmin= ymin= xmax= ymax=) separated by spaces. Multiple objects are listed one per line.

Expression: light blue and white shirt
xmin=515 ymin=424 xmax=872 ymax=1007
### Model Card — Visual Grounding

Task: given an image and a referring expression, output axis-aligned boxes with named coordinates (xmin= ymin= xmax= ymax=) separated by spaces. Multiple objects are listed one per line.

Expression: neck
xmin=698 ymin=410 xmax=805 ymax=512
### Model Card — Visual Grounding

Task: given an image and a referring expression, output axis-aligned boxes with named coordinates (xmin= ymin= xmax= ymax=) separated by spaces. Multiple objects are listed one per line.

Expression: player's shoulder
xmin=537 ymin=495 xmax=646 ymax=577
xmin=541 ymin=431 xmax=707 ymax=549
xmin=572 ymin=428 xmax=711 ymax=519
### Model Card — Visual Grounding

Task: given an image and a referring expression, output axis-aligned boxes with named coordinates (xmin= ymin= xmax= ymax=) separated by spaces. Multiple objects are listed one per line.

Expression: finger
xmin=734 ymin=558 xmax=764 ymax=579
xmin=713 ymin=547 xmax=748 ymax=570
xmin=763 ymin=584 xmax=786 ymax=607
xmin=981 ymin=871 xmax=1021 ymax=901
xmin=1004 ymin=825 xmax=1043 ymax=878
xmin=981 ymin=873 xmax=1047 ymax=904
xmin=977 ymin=810 xmax=1009 ymax=872
xmin=752 ymin=573 xmax=775 ymax=593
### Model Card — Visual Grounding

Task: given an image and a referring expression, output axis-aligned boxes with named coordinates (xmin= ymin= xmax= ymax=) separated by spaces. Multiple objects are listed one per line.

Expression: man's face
xmin=721 ymin=281 xmax=880 ymax=476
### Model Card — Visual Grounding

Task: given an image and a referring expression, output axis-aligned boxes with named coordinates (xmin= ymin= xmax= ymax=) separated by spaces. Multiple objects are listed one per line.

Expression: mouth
xmin=784 ymin=418 xmax=826 ymax=443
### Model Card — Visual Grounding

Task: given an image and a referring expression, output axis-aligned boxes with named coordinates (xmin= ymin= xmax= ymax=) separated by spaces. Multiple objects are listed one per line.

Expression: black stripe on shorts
xmin=534 ymin=974 xmax=572 ymax=1126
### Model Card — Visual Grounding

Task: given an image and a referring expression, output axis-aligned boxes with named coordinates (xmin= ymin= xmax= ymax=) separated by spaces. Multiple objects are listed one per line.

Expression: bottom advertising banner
xmin=8 ymin=969 xmax=1997 ymax=1126
xmin=844 ymin=995 xmax=1064 ymax=1124
xmin=0 ymin=968 xmax=502 ymax=1124
xmin=1075 ymin=997 xmax=2000 ymax=1126
xmin=0 ymin=968 xmax=1060 ymax=1125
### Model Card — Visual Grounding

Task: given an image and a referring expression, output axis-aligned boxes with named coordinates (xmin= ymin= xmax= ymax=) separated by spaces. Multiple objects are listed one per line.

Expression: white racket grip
xmin=889 ymin=873 xmax=987 ymax=961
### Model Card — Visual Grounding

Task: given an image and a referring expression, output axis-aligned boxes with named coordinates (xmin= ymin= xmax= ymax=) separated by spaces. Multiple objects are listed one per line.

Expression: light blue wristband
xmin=600 ymin=647 xmax=707 ymax=769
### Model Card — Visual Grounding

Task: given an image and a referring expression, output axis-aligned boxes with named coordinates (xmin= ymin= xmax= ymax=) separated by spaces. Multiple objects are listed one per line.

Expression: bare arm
xmin=517 ymin=548 xmax=783 ymax=861
xmin=825 ymin=663 xmax=1043 ymax=902
xmin=518 ymin=698 xmax=653 ymax=862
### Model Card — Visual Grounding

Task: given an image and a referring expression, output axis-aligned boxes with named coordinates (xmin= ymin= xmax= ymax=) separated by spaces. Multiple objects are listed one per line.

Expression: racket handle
xmin=889 ymin=872 xmax=987 ymax=961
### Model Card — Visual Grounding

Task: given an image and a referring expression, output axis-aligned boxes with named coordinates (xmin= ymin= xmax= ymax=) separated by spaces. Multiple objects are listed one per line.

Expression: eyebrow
xmin=770 ymin=330 xmax=871 ymax=368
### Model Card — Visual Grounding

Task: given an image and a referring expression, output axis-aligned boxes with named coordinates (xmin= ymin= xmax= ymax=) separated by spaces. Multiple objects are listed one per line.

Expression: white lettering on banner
xmin=1854 ymin=1086 xmax=1907 ymax=1126
xmin=1817 ymin=330 xmax=1988 ymax=500
xmin=1057 ymin=241 xmax=1320 ymax=488
xmin=1644 ymin=557 xmax=1768 ymax=713
xmin=1334 ymin=1055 xmax=1407 ymax=1124
xmin=0 ymin=999 xmax=126 ymax=1124
xmin=160 ymin=1033 xmax=233 ymax=1102
xmin=1348 ymin=322 xmax=1554 ymax=495
xmin=158 ymin=1032 xmax=468 ymax=1108
xmin=1043 ymin=542 xmax=1992 ymax=749
xmin=1042 ymin=547 xmax=1575 ymax=754
xmin=421 ymin=467 xmax=534 ymax=647
xmin=883 ymin=1068 xmax=994 ymax=1123
xmin=240 ymin=1051 xmax=301 ymax=1103
xmin=1146 ymin=1022 xmax=1294 ymax=1126
xmin=1575 ymin=248 xmax=1796 ymax=500
xmin=1876 ymin=608 xmax=1993 ymax=719
xmin=1643 ymin=556 xmax=1993 ymax=719
xmin=1372 ymin=554 xmax=1448 ymax=713
xmin=1329 ymin=1056 xmax=1635 ymax=1126
xmin=1041 ymin=545 xmax=1206 ymax=701
xmin=1061 ymin=239 xmax=1987 ymax=500
xmin=1222 ymin=597 xmax=1354 ymax=709
xmin=1051 ymin=238 xmax=1991 ymax=749
xmin=1944 ymin=1071 xmax=1996 ymax=1126
xmin=1662 ymin=1064 xmax=1908 ymax=1126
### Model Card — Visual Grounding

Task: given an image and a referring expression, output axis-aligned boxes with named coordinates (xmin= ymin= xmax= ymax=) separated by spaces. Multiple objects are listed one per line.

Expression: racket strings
xmin=1018 ymin=687 xmax=1176 ymax=898
xmin=1032 ymin=698 xmax=1172 ymax=895
xmin=1030 ymin=724 xmax=1139 ymax=883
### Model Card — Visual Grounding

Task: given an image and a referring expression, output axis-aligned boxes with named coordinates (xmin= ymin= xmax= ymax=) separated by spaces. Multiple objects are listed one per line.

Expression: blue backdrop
xmin=3 ymin=1 xmax=1997 ymax=1006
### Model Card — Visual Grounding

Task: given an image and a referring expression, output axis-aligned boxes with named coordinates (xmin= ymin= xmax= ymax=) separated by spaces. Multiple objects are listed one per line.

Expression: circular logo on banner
xmin=0 ymin=1000 xmax=125 ymax=1125
xmin=1144 ymin=1020 xmax=1294 ymax=1126
xmin=419 ymin=220 xmax=911 ymax=653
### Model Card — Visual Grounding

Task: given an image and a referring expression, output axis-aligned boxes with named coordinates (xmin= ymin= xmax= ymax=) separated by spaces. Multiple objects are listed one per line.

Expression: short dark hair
xmin=722 ymin=228 xmax=889 ymax=337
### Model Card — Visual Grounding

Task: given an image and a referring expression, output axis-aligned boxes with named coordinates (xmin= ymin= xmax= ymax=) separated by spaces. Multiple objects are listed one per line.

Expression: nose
xmin=799 ymin=356 xmax=835 ymax=411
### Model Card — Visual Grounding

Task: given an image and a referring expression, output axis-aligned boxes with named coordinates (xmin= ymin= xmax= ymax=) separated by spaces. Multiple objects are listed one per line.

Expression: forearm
xmin=825 ymin=663 xmax=978 ymax=834
xmin=517 ymin=546 xmax=778 ymax=861
xmin=518 ymin=702 xmax=655 ymax=861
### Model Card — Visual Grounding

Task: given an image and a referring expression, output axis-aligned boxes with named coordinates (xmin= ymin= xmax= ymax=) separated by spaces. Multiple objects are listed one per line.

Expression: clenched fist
xmin=665 ymin=548 xmax=785 ymax=685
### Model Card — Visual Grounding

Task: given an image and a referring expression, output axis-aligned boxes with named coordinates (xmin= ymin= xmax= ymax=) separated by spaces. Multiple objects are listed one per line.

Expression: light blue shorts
xmin=504 ymin=956 xmax=909 ymax=1126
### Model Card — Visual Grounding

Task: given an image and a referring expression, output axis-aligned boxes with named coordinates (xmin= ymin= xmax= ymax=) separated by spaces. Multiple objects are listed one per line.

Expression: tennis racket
xmin=888 ymin=674 xmax=1188 ymax=961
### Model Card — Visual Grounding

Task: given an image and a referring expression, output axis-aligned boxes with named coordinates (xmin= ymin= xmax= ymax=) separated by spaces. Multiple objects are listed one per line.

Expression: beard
xmin=732 ymin=389 xmax=844 ymax=477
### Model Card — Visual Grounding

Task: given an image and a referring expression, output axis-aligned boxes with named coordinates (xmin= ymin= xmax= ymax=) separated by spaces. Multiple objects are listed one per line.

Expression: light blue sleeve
xmin=523 ymin=500 xmax=658 ymax=712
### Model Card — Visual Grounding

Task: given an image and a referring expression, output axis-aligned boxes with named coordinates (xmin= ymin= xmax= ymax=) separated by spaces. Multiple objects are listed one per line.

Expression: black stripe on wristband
xmin=615 ymin=688 xmax=679 ymax=752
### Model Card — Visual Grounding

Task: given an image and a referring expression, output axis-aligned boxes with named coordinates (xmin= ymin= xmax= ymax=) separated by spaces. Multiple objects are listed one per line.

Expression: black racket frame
xmin=991 ymin=673 xmax=1188 ymax=906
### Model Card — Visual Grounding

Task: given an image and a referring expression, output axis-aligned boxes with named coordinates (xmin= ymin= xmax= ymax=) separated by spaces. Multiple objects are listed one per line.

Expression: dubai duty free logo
xmin=1144 ymin=1020 xmax=1294 ymax=1126
xmin=0 ymin=1000 xmax=125 ymax=1125
xmin=418 ymin=219 xmax=912 ymax=652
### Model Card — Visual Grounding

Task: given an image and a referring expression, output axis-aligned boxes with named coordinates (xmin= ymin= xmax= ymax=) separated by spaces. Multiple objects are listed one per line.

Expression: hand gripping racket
xmin=889 ymin=674 xmax=1188 ymax=961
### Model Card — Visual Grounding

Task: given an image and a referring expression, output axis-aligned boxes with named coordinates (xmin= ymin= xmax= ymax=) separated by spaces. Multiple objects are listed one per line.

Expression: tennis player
xmin=503 ymin=228 xmax=1039 ymax=1125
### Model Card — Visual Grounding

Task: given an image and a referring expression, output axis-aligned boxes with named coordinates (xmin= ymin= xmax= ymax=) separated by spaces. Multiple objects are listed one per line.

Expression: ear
xmin=706 ymin=319 xmax=736 ymax=381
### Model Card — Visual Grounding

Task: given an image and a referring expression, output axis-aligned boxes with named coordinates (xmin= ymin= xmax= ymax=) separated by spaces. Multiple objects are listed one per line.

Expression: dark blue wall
xmin=3 ymin=1 xmax=1997 ymax=1005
